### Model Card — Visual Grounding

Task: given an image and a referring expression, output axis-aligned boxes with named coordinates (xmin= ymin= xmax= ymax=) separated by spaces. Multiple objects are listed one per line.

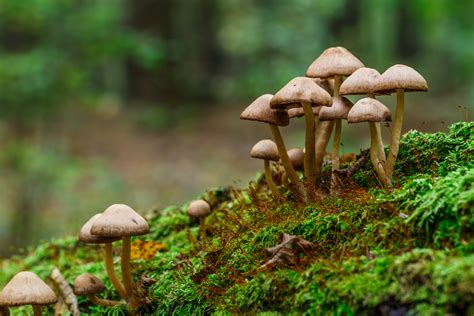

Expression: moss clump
xmin=1 ymin=122 xmax=473 ymax=315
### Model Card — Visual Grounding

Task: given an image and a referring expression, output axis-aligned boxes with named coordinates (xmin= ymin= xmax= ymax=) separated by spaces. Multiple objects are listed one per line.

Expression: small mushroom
xmin=0 ymin=271 xmax=57 ymax=316
xmin=250 ymin=140 xmax=281 ymax=199
xmin=73 ymin=274 xmax=120 ymax=307
xmin=240 ymin=94 xmax=304 ymax=196
xmin=347 ymin=98 xmax=392 ymax=187
xmin=374 ymin=64 xmax=428 ymax=180
xmin=271 ymin=77 xmax=332 ymax=201
xmin=91 ymin=204 xmax=150 ymax=299
xmin=79 ymin=214 xmax=126 ymax=299
xmin=340 ymin=67 xmax=387 ymax=164
xmin=187 ymin=199 xmax=211 ymax=241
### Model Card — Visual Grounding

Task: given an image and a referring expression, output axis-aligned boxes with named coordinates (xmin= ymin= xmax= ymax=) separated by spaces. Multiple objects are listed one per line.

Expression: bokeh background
xmin=0 ymin=0 xmax=472 ymax=257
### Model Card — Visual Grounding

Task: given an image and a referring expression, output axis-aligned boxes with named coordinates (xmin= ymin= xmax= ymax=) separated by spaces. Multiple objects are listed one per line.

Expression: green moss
xmin=1 ymin=122 xmax=473 ymax=315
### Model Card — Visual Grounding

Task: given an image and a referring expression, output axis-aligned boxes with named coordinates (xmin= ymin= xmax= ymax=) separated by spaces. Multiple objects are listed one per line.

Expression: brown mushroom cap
xmin=306 ymin=46 xmax=364 ymax=78
xmin=0 ymin=271 xmax=57 ymax=306
xmin=287 ymin=148 xmax=304 ymax=171
xmin=250 ymin=139 xmax=280 ymax=162
xmin=270 ymin=77 xmax=332 ymax=110
xmin=339 ymin=67 xmax=382 ymax=95
xmin=240 ymin=94 xmax=289 ymax=126
xmin=73 ymin=274 xmax=105 ymax=296
xmin=188 ymin=200 xmax=211 ymax=218
xmin=319 ymin=96 xmax=353 ymax=121
xmin=374 ymin=64 xmax=428 ymax=94
xmin=288 ymin=106 xmax=321 ymax=119
xmin=347 ymin=98 xmax=392 ymax=123
xmin=90 ymin=204 xmax=149 ymax=237
xmin=79 ymin=214 xmax=121 ymax=244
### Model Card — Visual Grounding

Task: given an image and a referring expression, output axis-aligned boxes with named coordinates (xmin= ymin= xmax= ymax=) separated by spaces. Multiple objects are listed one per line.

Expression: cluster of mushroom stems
xmin=241 ymin=46 xmax=428 ymax=201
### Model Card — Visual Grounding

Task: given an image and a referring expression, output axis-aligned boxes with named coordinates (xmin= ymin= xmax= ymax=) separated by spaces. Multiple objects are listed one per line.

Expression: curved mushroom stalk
xmin=315 ymin=121 xmax=335 ymax=180
xmin=385 ymin=89 xmax=404 ymax=179
xmin=87 ymin=295 xmax=121 ymax=307
xmin=302 ymin=102 xmax=318 ymax=201
xmin=369 ymin=122 xmax=390 ymax=187
xmin=264 ymin=160 xmax=281 ymax=199
xmin=375 ymin=122 xmax=386 ymax=164
xmin=104 ymin=243 xmax=127 ymax=299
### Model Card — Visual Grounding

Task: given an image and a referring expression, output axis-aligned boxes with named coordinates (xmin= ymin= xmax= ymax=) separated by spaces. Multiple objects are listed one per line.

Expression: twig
xmin=50 ymin=267 xmax=80 ymax=316
xmin=335 ymin=148 xmax=370 ymax=178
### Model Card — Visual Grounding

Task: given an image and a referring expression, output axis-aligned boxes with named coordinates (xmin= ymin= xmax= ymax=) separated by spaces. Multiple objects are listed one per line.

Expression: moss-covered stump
xmin=1 ymin=122 xmax=473 ymax=315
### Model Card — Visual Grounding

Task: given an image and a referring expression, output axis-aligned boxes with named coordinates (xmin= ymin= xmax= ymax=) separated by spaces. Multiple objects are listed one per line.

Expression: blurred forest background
xmin=0 ymin=0 xmax=472 ymax=257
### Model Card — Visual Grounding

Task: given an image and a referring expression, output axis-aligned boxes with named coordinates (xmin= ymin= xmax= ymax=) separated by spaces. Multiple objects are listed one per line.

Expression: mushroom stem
xmin=32 ymin=305 xmax=42 ymax=316
xmin=330 ymin=118 xmax=342 ymax=189
xmin=264 ymin=160 xmax=281 ymax=199
xmin=87 ymin=294 xmax=120 ymax=307
xmin=302 ymin=101 xmax=317 ymax=200
xmin=369 ymin=122 xmax=390 ymax=187
xmin=333 ymin=75 xmax=342 ymax=97
xmin=385 ymin=89 xmax=404 ymax=179
xmin=0 ymin=306 xmax=9 ymax=316
xmin=104 ymin=243 xmax=127 ymax=299
xmin=269 ymin=124 xmax=305 ymax=198
xmin=121 ymin=236 xmax=133 ymax=299
xmin=315 ymin=121 xmax=334 ymax=180
xmin=199 ymin=217 xmax=207 ymax=241
xmin=281 ymin=172 xmax=289 ymax=186
xmin=375 ymin=122 xmax=386 ymax=164
xmin=367 ymin=93 xmax=386 ymax=166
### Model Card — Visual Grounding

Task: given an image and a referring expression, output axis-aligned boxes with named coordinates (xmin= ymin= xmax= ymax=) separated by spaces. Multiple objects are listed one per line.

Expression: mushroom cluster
xmin=76 ymin=204 xmax=150 ymax=311
xmin=241 ymin=46 xmax=427 ymax=198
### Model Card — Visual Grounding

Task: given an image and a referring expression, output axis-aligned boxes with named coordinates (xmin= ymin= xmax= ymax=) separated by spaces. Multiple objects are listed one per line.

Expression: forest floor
xmin=1 ymin=121 xmax=472 ymax=315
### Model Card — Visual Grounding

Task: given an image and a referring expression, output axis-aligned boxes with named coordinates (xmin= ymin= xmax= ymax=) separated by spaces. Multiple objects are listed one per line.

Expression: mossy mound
xmin=1 ymin=122 xmax=473 ymax=315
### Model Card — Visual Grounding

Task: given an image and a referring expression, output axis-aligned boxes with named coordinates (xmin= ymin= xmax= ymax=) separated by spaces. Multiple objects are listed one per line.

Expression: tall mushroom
xmin=79 ymin=214 xmax=126 ymax=299
xmin=374 ymin=64 xmax=428 ymax=179
xmin=74 ymin=274 xmax=120 ymax=307
xmin=306 ymin=47 xmax=364 ymax=180
xmin=240 ymin=94 xmax=304 ymax=197
xmin=0 ymin=271 xmax=57 ymax=316
xmin=250 ymin=139 xmax=281 ymax=199
xmin=347 ymin=98 xmax=392 ymax=187
xmin=91 ymin=204 xmax=150 ymax=300
xmin=318 ymin=96 xmax=354 ymax=191
xmin=340 ymin=67 xmax=386 ymax=164
xmin=187 ymin=199 xmax=211 ymax=241
xmin=270 ymin=77 xmax=332 ymax=201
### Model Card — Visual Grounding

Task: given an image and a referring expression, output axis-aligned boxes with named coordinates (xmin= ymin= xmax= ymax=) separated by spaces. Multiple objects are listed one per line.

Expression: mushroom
xmin=187 ymin=199 xmax=211 ymax=241
xmin=270 ymin=77 xmax=332 ymax=201
xmin=347 ymin=98 xmax=392 ymax=187
xmin=374 ymin=64 xmax=428 ymax=179
xmin=73 ymin=274 xmax=120 ymax=307
xmin=287 ymin=147 xmax=304 ymax=171
xmin=340 ymin=67 xmax=387 ymax=164
xmin=250 ymin=139 xmax=282 ymax=199
xmin=240 ymin=94 xmax=304 ymax=196
xmin=0 ymin=271 xmax=57 ymax=316
xmin=79 ymin=214 xmax=126 ymax=299
xmin=91 ymin=204 xmax=150 ymax=299
xmin=306 ymin=47 xmax=364 ymax=183
xmin=318 ymin=96 xmax=354 ymax=191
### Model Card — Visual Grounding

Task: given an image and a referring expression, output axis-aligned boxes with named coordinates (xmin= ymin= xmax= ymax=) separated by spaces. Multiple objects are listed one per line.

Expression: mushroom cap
xmin=251 ymin=139 xmax=280 ymax=161
xmin=288 ymin=106 xmax=321 ymax=118
xmin=73 ymin=274 xmax=105 ymax=296
xmin=79 ymin=214 xmax=121 ymax=244
xmin=347 ymin=98 xmax=392 ymax=123
xmin=240 ymin=94 xmax=290 ymax=126
xmin=319 ymin=96 xmax=354 ymax=121
xmin=374 ymin=64 xmax=428 ymax=94
xmin=270 ymin=77 xmax=332 ymax=110
xmin=312 ymin=78 xmax=334 ymax=95
xmin=188 ymin=200 xmax=211 ymax=218
xmin=306 ymin=46 xmax=364 ymax=78
xmin=90 ymin=204 xmax=149 ymax=237
xmin=0 ymin=271 xmax=57 ymax=306
xmin=339 ymin=67 xmax=382 ymax=95
xmin=287 ymin=148 xmax=304 ymax=170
